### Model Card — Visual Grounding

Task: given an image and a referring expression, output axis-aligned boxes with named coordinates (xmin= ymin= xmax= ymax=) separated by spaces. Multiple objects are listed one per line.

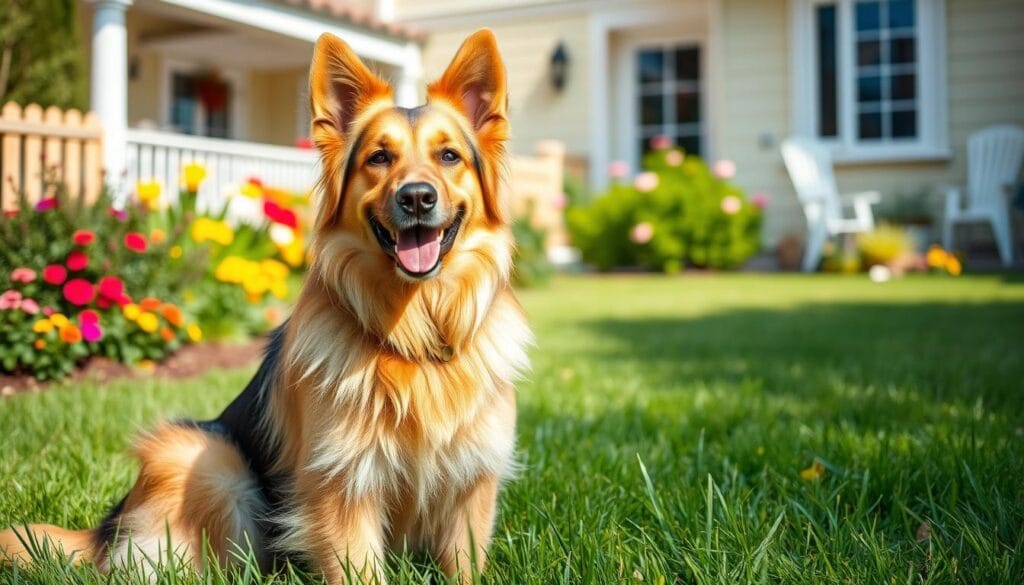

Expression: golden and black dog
xmin=0 ymin=29 xmax=531 ymax=584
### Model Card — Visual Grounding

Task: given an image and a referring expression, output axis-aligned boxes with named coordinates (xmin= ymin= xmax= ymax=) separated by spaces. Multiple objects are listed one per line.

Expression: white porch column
xmin=88 ymin=0 xmax=133 ymax=185
xmin=395 ymin=42 xmax=423 ymax=108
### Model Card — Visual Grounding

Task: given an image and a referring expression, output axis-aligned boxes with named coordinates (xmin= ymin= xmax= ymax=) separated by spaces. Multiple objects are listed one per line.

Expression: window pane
xmin=638 ymin=51 xmax=664 ymax=83
xmin=891 ymin=109 xmax=916 ymax=138
xmin=640 ymin=94 xmax=664 ymax=125
xmin=677 ymin=134 xmax=701 ymax=156
xmin=891 ymin=73 xmax=916 ymax=100
xmin=816 ymin=4 xmax=838 ymax=138
xmin=675 ymin=48 xmax=700 ymax=81
xmin=858 ymin=75 xmax=882 ymax=102
xmin=889 ymin=37 xmax=915 ymax=64
xmin=171 ymin=73 xmax=196 ymax=134
xmin=675 ymin=91 xmax=700 ymax=124
xmin=855 ymin=1 xmax=881 ymax=32
xmin=859 ymin=112 xmax=883 ymax=139
xmin=888 ymin=0 xmax=915 ymax=28
xmin=857 ymin=40 xmax=882 ymax=66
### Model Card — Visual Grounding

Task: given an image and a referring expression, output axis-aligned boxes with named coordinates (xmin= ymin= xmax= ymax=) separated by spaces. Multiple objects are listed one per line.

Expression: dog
xmin=0 ymin=28 xmax=531 ymax=584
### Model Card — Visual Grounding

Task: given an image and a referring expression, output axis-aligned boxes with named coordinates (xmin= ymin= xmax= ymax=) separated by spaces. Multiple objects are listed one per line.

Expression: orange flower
xmin=140 ymin=297 xmax=162 ymax=311
xmin=160 ymin=304 xmax=184 ymax=327
xmin=34 ymin=339 xmax=46 ymax=350
xmin=946 ymin=256 xmax=962 ymax=276
xmin=59 ymin=323 xmax=83 ymax=344
xmin=161 ymin=327 xmax=175 ymax=342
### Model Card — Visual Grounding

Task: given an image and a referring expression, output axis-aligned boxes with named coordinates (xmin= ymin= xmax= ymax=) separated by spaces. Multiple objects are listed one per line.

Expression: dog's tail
xmin=0 ymin=523 xmax=95 ymax=566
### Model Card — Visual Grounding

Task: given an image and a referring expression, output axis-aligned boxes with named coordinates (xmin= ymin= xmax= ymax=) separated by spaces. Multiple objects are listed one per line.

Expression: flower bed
xmin=0 ymin=168 xmax=308 ymax=380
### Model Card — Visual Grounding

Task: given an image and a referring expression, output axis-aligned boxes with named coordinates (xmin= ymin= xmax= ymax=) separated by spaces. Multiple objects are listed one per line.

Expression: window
xmin=793 ymin=0 xmax=948 ymax=162
xmin=169 ymin=71 xmax=233 ymax=139
xmin=636 ymin=45 xmax=702 ymax=159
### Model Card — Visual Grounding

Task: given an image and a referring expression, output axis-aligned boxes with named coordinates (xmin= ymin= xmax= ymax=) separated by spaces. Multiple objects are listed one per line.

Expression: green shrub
xmin=511 ymin=213 xmax=553 ymax=288
xmin=567 ymin=147 xmax=762 ymax=272
xmin=858 ymin=223 xmax=916 ymax=267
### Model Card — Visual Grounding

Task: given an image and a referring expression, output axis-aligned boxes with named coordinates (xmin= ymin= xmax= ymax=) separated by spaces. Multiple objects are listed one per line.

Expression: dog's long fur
xmin=0 ymin=29 xmax=531 ymax=584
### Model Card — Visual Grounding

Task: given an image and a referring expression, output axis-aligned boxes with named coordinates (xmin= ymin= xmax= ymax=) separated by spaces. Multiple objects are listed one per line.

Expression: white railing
xmin=125 ymin=129 xmax=319 ymax=208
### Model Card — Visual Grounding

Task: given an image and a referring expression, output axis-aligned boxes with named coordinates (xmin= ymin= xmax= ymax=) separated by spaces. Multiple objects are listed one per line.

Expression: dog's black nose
xmin=396 ymin=182 xmax=437 ymax=216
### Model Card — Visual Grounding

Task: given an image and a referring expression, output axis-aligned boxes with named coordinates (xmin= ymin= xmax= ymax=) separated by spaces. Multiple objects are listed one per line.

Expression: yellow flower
xmin=136 ymin=180 xmax=161 ymax=210
xmin=169 ymin=245 xmax=183 ymax=259
xmin=191 ymin=218 xmax=234 ymax=246
xmin=270 ymin=280 xmax=288 ymax=299
xmin=182 ymin=162 xmax=207 ymax=193
xmin=279 ymin=237 xmax=305 ymax=267
xmin=240 ymin=181 xmax=263 ymax=199
xmin=926 ymin=245 xmax=948 ymax=268
xmin=150 ymin=228 xmax=167 ymax=244
xmin=49 ymin=313 xmax=69 ymax=328
xmin=946 ymin=256 xmax=962 ymax=276
xmin=33 ymin=319 xmax=54 ymax=333
xmin=123 ymin=303 xmax=141 ymax=321
xmin=800 ymin=459 xmax=826 ymax=481
xmin=137 ymin=312 xmax=159 ymax=333
xmin=186 ymin=323 xmax=203 ymax=342
xmin=260 ymin=259 xmax=289 ymax=280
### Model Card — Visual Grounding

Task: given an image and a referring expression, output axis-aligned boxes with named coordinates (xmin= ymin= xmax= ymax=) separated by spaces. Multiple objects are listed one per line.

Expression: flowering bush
xmin=568 ymin=141 xmax=763 ymax=272
xmin=0 ymin=167 xmax=308 ymax=379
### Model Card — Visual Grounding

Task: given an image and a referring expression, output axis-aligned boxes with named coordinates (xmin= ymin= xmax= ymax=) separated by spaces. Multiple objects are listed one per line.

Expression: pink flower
xmin=751 ymin=192 xmax=770 ymax=209
xmin=35 ymin=197 xmax=57 ymax=212
xmin=633 ymin=172 xmax=659 ymax=193
xmin=649 ymin=135 xmax=672 ymax=150
xmin=63 ymin=278 xmax=96 ymax=306
xmin=0 ymin=290 xmax=22 ymax=310
xmin=666 ymin=151 xmax=684 ymax=167
xmin=552 ymin=192 xmax=568 ymax=210
xmin=712 ymin=160 xmax=737 ymax=180
xmin=42 ymin=306 xmax=54 ymax=316
xmin=20 ymin=298 xmax=39 ymax=315
xmin=630 ymin=222 xmax=655 ymax=244
xmin=124 ymin=232 xmax=148 ymax=253
xmin=67 ymin=249 xmax=89 ymax=271
xmin=108 ymin=208 xmax=128 ymax=221
xmin=81 ymin=322 xmax=103 ymax=343
xmin=10 ymin=267 xmax=36 ymax=283
xmin=42 ymin=265 xmax=67 ymax=285
xmin=607 ymin=160 xmax=630 ymax=180
xmin=721 ymin=195 xmax=742 ymax=215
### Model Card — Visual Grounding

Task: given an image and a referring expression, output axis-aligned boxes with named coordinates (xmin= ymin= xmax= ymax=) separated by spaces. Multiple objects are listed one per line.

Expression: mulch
xmin=0 ymin=338 xmax=267 ymax=398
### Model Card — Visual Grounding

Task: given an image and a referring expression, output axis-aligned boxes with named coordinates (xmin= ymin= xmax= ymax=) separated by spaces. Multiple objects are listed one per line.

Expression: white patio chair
xmin=943 ymin=125 xmax=1024 ymax=267
xmin=781 ymin=137 xmax=880 ymax=272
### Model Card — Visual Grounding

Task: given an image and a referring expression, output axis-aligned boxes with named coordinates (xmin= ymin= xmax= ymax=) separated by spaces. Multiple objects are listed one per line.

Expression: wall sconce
xmin=549 ymin=41 xmax=569 ymax=92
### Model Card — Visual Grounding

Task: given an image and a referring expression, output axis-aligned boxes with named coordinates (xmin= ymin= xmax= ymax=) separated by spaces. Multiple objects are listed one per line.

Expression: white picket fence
xmin=125 ymin=129 xmax=319 ymax=209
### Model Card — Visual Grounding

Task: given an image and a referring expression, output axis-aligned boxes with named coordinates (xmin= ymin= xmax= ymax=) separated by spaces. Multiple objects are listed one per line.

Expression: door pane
xmin=675 ymin=91 xmax=700 ymax=124
xmin=638 ymin=51 xmax=664 ymax=83
xmin=674 ymin=48 xmax=700 ymax=82
xmin=855 ymin=2 xmax=881 ymax=32
xmin=891 ymin=109 xmax=916 ymax=138
xmin=640 ymin=94 xmax=664 ymax=125
xmin=858 ymin=112 xmax=883 ymax=139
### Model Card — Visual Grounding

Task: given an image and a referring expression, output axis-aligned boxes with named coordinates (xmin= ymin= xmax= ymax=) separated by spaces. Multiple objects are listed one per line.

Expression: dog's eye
xmin=367 ymin=150 xmax=391 ymax=166
xmin=440 ymin=149 xmax=461 ymax=165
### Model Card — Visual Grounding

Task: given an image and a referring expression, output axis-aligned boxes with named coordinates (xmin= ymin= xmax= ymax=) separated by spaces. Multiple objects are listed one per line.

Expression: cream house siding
xmin=248 ymin=68 xmax=308 ymax=146
xmin=420 ymin=14 xmax=591 ymax=157
xmin=394 ymin=0 xmax=557 ymax=21
xmin=719 ymin=0 xmax=1024 ymax=246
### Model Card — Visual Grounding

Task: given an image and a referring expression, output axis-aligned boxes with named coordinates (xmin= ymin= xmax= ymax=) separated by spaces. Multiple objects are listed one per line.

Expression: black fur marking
xmin=93 ymin=495 xmax=126 ymax=553
xmin=460 ymin=127 xmax=487 ymax=200
xmin=336 ymin=131 xmax=367 ymax=223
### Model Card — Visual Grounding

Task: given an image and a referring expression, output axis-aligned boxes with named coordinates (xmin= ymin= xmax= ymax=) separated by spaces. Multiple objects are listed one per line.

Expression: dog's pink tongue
xmin=396 ymin=227 xmax=441 ymax=274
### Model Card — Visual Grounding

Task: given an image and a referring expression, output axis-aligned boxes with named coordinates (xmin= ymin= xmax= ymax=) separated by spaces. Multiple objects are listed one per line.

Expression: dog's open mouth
xmin=369 ymin=208 xmax=464 ymax=278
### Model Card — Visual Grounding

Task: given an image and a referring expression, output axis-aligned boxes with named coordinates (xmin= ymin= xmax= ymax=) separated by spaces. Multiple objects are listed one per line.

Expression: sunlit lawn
xmin=2 ymin=274 xmax=1023 ymax=584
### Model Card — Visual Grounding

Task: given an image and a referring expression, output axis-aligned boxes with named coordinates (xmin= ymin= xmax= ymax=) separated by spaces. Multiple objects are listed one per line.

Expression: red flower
xmin=78 ymin=309 xmax=100 ymax=325
xmin=42 ymin=265 xmax=67 ymax=285
xmin=98 ymin=275 xmax=130 ymax=306
xmin=63 ymin=278 xmax=96 ymax=306
xmin=72 ymin=229 xmax=96 ymax=246
xmin=263 ymin=200 xmax=298 ymax=229
xmin=294 ymin=137 xmax=314 ymax=149
xmin=3 ymin=210 xmax=17 ymax=218
xmin=67 ymin=249 xmax=89 ymax=271
xmin=124 ymin=232 xmax=148 ymax=253
xmin=108 ymin=208 xmax=128 ymax=221
xmin=35 ymin=197 xmax=57 ymax=212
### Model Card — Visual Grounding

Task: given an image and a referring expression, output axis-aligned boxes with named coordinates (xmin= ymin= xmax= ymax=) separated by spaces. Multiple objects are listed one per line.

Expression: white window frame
xmin=790 ymin=0 xmax=950 ymax=163
xmin=159 ymin=59 xmax=248 ymax=141
xmin=617 ymin=33 xmax=710 ymax=172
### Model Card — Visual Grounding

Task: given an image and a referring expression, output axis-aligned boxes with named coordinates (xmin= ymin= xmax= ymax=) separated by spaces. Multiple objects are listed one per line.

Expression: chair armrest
xmin=839 ymin=191 xmax=881 ymax=205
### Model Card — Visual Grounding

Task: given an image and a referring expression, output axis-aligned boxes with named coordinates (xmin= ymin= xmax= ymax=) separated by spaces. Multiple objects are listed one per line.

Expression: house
xmin=391 ymin=0 xmax=1024 ymax=247
xmin=75 ymin=0 xmax=423 ymax=200
xmin=76 ymin=0 xmax=1024 ymax=248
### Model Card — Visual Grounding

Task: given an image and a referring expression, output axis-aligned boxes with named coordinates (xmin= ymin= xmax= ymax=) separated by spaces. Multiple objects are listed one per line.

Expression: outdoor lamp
xmin=550 ymin=41 xmax=569 ymax=92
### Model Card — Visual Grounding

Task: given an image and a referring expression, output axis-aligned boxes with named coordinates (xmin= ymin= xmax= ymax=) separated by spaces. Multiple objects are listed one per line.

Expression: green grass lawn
xmin=2 ymin=274 xmax=1023 ymax=584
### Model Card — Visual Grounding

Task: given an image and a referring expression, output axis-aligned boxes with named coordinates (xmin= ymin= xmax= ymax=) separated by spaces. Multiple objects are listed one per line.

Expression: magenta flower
xmin=10 ymin=267 xmax=36 ymax=283
xmin=35 ymin=197 xmax=57 ymax=212
xmin=81 ymin=322 xmax=103 ymax=343
xmin=751 ymin=192 xmax=770 ymax=209
xmin=63 ymin=278 xmax=96 ymax=306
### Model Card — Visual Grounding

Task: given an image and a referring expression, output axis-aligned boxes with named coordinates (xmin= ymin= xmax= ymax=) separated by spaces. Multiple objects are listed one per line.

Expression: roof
xmin=279 ymin=0 xmax=425 ymax=42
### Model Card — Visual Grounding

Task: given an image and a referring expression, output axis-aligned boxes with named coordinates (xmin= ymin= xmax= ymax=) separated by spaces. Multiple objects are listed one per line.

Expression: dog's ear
xmin=427 ymin=29 xmax=509 ymax=224
xmin=309 ymin=33 xmax=391 ymax=229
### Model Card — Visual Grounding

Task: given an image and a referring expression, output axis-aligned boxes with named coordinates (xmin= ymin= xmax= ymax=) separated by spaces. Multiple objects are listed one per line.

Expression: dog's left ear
xmin=428 ymin=29 xmax=509 ymax=224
